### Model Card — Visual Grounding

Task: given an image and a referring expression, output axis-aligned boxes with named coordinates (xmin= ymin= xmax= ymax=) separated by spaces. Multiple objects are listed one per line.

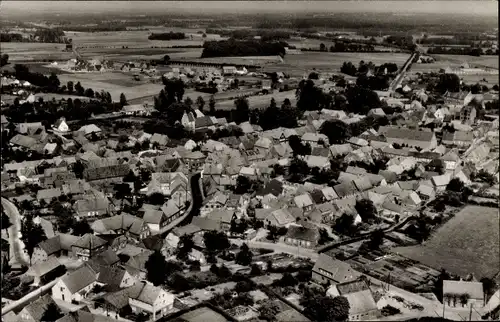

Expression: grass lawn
xmin=393 ymin=205 xmax=499 ymax=279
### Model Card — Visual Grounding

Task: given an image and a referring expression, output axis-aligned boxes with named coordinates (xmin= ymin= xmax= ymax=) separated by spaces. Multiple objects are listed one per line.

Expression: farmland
xmin=393 ymin=206 xmax=500 ymax=279
xmin=214 ymin=89 xmax=297 ymax=111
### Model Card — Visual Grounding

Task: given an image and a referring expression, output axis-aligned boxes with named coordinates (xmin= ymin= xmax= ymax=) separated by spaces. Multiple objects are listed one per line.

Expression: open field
xmin=393 ymin=206 xmax=500 ymax=279
xmin=432 ymin=54 xmax=499 ymax=69
xmin=215 ymin=90 xmax=297 ymax=111
xmin=56 ymin=72 xmax=163 ymax=102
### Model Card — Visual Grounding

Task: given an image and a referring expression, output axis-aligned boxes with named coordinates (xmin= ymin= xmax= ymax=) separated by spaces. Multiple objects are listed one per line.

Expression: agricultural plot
xmin=1 ymin=42 xmax=71 ymax=61
xmin=214 ymin=90 xmax=297 ymax=111
xmin=393 ymin=206 xmax=500 ymax=279
xmin=432 ymin=54 xmax=499 ymax=69
xmin=261 ymin=51 xmax=411 ymax=77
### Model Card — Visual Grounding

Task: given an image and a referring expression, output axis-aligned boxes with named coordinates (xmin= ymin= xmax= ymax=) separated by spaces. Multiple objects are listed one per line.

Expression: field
xmin=393 ymin=206 xmax=500 ymax=279
xmin=215 ymin=89 xmax=297 ymax=111
xmin=56 ymin=72 xmax=164 ymax=102
xmin=260 ymin=51 xmax=411 ymax=77
xmin=432 ymin=54 xmax=499 ymax=69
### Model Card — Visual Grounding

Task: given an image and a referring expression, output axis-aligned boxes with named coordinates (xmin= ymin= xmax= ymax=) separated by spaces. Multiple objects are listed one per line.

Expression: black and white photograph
xmin=0 ymin=1 xmax=499 ymax=321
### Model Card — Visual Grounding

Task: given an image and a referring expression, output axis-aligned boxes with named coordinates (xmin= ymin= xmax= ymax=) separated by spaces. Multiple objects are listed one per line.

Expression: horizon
xmin=0 ymin=1 xmax=498 ymax=18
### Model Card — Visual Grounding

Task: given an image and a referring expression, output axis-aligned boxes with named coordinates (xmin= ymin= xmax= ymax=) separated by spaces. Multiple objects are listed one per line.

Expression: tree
xmin=234 ymin=97 xmax=250 ymax=123
xmin=367 ymin=229 xmax=385 ymax=250
xmin=481 ymin=277 xmax=497 ymax=300
xmin=120 ymin=93 xmax=128 ymax=106
xmin=163 ymin=55 xmax=170 ymax=63
xmin=235 ymin=280 xmax=255 ymax=293
xmin=72 ymin=219 xmax=91 ymax=236
xmin=48 ymin=73 xmax=60 ymax=91
xmin=0 ymin=53 xmax=8 ymax=67
xmin=177 ymin=234 xmax=194 ymax=260
xmin=275 ymin=272 xmax=298 ymax=287
xmin=114 ymin=183 xmax=131 ymax=200
xmin=446 ymin=178 xmax=465 ymax=193
xmin=320 ymin=120 xmax=352 ymax=144
xmin=355 ymin=199 xmax=378 ymax=221
xmin=21 ymin=215 xmax=47 ymax=265
xmin=235 ymin=176 xmax=252 ymax=194
xmin=303 ymin=294 xmax=350 ymax=322
xmin=209 ymin=95 xmax=216 ymax=114
xmin=235 ymin=243 xmax=253 ymax=266
xmin=1 ymin=212 xmax=12 ymax=238
xmin=196 ymin=96 xmax=205 ymax=112
xmin=184 ymin=97 xmax=193 ymax=109
xmin=84 ymin=88 xmax=94 ymax=98
xmin=148 ymin=192 xmax=165 ymax=205
xmin=319 ymin=43 xmax=326 ymax=52
xmin=250 ymin=264 xmax=263 ymax=276
xmin=436 ymin=73 xmax=460 ymax=93
xmin=67 ymin=81 xmax=74 ymax=94
xmin=123 ymin=170 xmax=137 ymax=182
xmin=72 ymin=160 xmax=85 ymax=179
xmin=259 ymin=301 xmax=280 ymax=321
xmin=203 ymin=231 xmax=230 ymax=253
xmin=40 ymin=303 xmax=63 ymax=322
xmin=332 ymin=213 xmax=357 ymax=236
xmin=145 ymin=250 xmax=168 ymax=286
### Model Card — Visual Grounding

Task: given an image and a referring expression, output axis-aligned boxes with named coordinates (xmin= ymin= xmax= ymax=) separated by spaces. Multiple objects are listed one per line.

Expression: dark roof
xmin=311 ymin=147 xmax=330 ymax=157
xmin=22 ymin=294 xmax=55 ymax=321
xmin=87 ymin=249 xmax=120 ymax=271
xmin=60 ymin=265 xmax=97 ymax=293
xmin=334 ymin=181 xmax=358 ymax=198
xmin=378 ymin=170 xmax=398 ymax=183
xmin=97 ymin=266 xmax=128 ymax=287
xmin=83 ymin=164 xmax=130 ymax=181
xmin=381 ymin=126 xmax=434 ymax=142
xmin=195 ymin=116 xmax=214 ymax=128
xmin=309 ymin=189 xmax=325 ymax=204
xmin=73 ymin=233 xmax=107 ymax=250
xmin=313 ymin=254 xmax=361 ymax=283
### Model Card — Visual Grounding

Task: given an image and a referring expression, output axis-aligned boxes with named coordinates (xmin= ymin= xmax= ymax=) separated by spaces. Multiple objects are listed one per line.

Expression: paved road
xmin=1 ymin=198 xmax=29 ymax=267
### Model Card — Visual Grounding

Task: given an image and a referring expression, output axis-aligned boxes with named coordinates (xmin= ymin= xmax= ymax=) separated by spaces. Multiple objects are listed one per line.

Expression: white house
xmin=128 ymin=282 xmax=175 ymax=320
xmin=52 ymin=265 xmax=98 ymax=303
xmin=52 ymin=117 xmax=70 ymax=133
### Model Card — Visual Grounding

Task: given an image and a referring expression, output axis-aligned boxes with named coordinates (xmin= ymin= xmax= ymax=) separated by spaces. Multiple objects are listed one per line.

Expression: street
xmin=1 ymin=197 xmax=29 ymax=267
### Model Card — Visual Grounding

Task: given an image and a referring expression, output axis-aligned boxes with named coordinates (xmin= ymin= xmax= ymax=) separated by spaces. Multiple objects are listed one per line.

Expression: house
xmin=52 ymin=265 xmax=98 ymax=303
xmin=52 ymin=117 xmax=70 ymax=133
xmin=416 ymin=183 xmax=435 ymax=200
xmin=71 ymin=233 xmax=108 ymax=261
xmin=283 ymin=225 xmax=319 ymax=249
xmin=443 ymin=280 xmax=484 ymax=308
xmin=17 ymin=294 xmax=57 ymax=322
xmin=74 ymin=196 xmax=110 ymax=220
xmin=36 ymin=187 xmax=62 ymax=203
xmin=327 ymin=279 xmax=380 ymax=321
xmin=10 ymin=134 xmax=40 ymax=151
xmin=26 ymin=256 xmax=66 ymax=286
xmin=293 ymin=193 xmax=314 ymax=211
xmin=150 ymin=133 xmax=169 ymax=148
xmin=441 ymin=149 xmax=461 ymax=170
xmin=128 ymin=281 xmax=175 ymax=320
xmin=442 ymin=131 xmax=473 ymax=149
xmin=200 ymin=191 xmax=228 ymax=215
xmin=31 ymin=234 xmax=80 ymax=264
xmin=378 ymin=126 xmax=437 ymax=150
xmin=304 ymin=155 xmax=330 ymax=169
xmin=183 ymin=151 xmax=206 ymax=170
xmin=206 ymin=209 xmax=236 ymax=231
xmin=143 ymin=208 xmax=169 ymax=234
xmin=459 ymin=104 xmax=478 ymax=125
xmin=86 ymin=248 xmax=121 ymax=273
xmin=432 ymin=173 xmax=451 ymax=192
xmin=264 ymin=208 xmax=296 ymax=227
xmin=91 ymin=213 xmax=151 ymax=242
xmin=83 ymin=164 xmax=131 ymax=181
xmin=77 ymin=124 xmax=102 ymax=138
xmin=96 ymin=266 xmax=136 ymax=290
xmin=301 ymin=133 xmax=329 ymax=147
xmin=223 ymin=66 xmax=237 ymax=75
xmin=312 ymin=253 xmax=361 ymax=285
xmin=334 ymin=181 xmax=358 ymax=199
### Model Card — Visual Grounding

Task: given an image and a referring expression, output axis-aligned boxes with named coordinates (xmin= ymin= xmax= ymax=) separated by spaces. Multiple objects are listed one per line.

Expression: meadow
xmin=393 ymin=205 xmax=500 ymax=279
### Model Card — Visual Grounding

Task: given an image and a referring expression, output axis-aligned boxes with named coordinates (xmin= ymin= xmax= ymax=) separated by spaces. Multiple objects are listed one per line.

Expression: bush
xmin=382 ymin=305 xmax=401 ymax=316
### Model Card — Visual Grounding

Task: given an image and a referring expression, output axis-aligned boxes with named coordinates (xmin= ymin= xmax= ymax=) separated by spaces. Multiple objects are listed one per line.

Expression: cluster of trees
xmin=153 ymin=77 xmax=187 ymax=125
xmin=417 ymin=37 xmax=483 ymax=46
xmin=34 ymin=28 xmax=66 ymax=43
xmin=148 ymin=32 xmax=185 ymax=40
xmin=61 ymin=25 xmax=127 ymax=32
xmin=201 ymin=39 xmax=287 ymax=58
xmin=0 ymin=54 xmax=8 ymax=67
xmin=1 ymin=28 xmax=65 ymax=43
xmin=319 ymin=42 xmax=376 ymax=53
xmin=435 ymin=73 xmax=461 ymax=93
xmin=301 ymin=287 xmax=350 ymax=322
xmin=427 ymin=46 xmax=485 ymax=57
xmin=12 ymin=64 xmax=61 ymax=91
xmin=384 ymin=35 xmax=415 ymax=50
xmin=205 ymin=28 xmax=291 ymax=41
xmin=250 ymin=98 xmax=299 ymax=130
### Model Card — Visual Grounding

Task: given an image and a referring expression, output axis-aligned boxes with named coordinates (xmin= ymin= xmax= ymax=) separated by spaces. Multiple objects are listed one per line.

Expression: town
xmin=0 ymin=2 xmax=499 ymax=322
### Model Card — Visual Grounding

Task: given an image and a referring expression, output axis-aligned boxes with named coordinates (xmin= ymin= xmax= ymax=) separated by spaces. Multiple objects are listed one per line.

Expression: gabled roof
xmin=329 ymin=144 xmax=353 ymax=157
xmin=60 ymin=265 xmax=97 ymax=293
xmin=321 ymin=186 xmax=339 ymax=201
xmin=344 ymin=289 xmax=378 ymax=316
xmin=73 ymin=233 xmax=107 ymax=250
xmin=379 ymin=126 xmax=434 ymax=142
xmin=87 ymin=249 xmax=120 ymax=271
xmin=313 ymin=254 xmax=361 ymax=283
xmin=128 ymin=281 xmax=169 ymax=306
xmin=21 ymin=294 xmax=55 ymax=321
xmin=143 ymin=209 xmax=166 ymax=225
xmin=26 ymin=256 xmax=63 ymax=277
xmin=97 ymin=265 xmax=128 ymax=286
xmin=334 ymin=181 xmax=358 ymax=198
xmin=294 ymin=193 xmax=314 ymax=208
xmin=432 ymin=173 xmax=451 ymax=187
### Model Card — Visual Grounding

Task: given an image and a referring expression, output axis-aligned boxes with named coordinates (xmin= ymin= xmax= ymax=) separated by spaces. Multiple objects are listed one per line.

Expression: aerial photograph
xmin=0 ymin=0 xmax=498 ymax=321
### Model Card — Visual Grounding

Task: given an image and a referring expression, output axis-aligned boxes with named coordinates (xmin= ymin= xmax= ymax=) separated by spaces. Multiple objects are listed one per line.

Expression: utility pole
xmin=469 ymin=304 xmax=473 ymax=321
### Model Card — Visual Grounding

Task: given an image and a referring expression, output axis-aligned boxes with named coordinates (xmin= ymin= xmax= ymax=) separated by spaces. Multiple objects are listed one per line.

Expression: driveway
xmin=1 ymin=198 xmax=29 ymax=267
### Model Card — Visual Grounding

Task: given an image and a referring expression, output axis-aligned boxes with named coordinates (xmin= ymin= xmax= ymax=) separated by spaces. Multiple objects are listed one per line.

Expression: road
xmin=1 ymin=198 xmax=29 ymax=267
xmin=389 ymin=51 xmax=418 ymax=92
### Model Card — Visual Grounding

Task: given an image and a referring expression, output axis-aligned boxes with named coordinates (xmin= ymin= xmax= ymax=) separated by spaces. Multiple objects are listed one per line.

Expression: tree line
xmin=205 ymin=28 xmax=292 ymax=41
xmin=427 ymin=46 xmax=486 ymax=57
xmin=201 ymin=39 xmax=287 ymax=58
xmin=148 ymin=32 xmax=186 ymax=40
